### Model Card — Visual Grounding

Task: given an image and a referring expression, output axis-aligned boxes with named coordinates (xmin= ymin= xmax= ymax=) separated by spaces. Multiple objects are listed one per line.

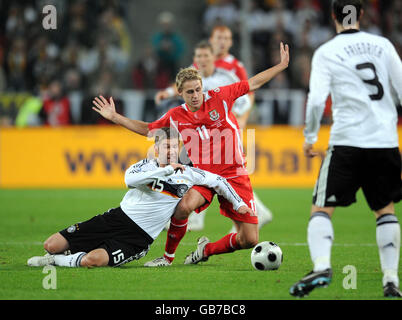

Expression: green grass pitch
xmin=0 ymin=188 xmax=400 ymax=300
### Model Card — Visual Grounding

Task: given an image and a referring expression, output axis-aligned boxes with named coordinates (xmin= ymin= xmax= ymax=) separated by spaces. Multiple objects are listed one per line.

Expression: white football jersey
xmin=120 ymin=159 xmax=246 ymax=239
xmin=304 ymin=30 xmax=402 ymax=148
xmin=202 ymin=67 xmax=251 ymax=117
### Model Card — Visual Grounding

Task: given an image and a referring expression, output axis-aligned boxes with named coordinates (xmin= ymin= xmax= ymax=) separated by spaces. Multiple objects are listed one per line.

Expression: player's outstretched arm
xmin=125 ymin=162 xmax=177 ymax=188
xmin=125 ymin=162 xmax=186 ymax=188
xmin=188 ymin=167 xmax=252 ymax=214
xmin=248 ymin=42 xmax=289 ymax=92
xmin=92 ymin=96 xmax=149 ymax=136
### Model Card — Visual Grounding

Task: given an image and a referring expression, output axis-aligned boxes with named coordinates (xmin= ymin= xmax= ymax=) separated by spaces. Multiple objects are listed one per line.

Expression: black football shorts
xmin=312 ymin=145 xmax=402 ymax=211
xmin=59 ymin=207 xmax=153 ymax=267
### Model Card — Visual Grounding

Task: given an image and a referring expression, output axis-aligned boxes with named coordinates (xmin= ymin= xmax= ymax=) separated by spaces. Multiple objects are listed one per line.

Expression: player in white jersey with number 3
xmin=290 ymin=0 xmax=402 ymax=298
xmin=27 ymin=128 xmax=252 ymax=268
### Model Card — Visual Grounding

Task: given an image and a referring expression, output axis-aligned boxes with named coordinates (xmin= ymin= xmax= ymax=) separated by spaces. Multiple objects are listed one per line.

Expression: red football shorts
xmin=192 ymin=174 xmax=258 ymax=224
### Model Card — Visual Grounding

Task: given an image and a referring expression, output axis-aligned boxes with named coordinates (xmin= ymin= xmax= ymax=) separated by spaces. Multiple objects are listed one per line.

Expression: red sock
xmin=163 ymin=217 xmax=188 ymax=262
xmin=204 ymin=233 xmax=240 ymax=257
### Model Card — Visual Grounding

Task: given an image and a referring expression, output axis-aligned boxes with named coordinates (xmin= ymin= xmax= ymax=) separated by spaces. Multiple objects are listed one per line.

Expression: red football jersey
xmin=42 ymin=97 xmax=71 ymax=126
xmin=193 ymin=54 xmax=248 ymax=81
xmin=214 ymin=54 xmax=248 ymax=81
xmin=148 ymin=80 xmax=250 ymax=178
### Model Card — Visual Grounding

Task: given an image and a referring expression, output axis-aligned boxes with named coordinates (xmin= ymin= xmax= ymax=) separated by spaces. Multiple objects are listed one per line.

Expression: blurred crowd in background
xmin=0 ymin=0 xmax=401 ymax=127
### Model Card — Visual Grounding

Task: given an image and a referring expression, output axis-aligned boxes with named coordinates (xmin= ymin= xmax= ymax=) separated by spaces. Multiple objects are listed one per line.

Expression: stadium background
xmin=0 ymin=0 xmax=402 ymax=303
xmin=1 ymin=0 xmax=401 ymax=188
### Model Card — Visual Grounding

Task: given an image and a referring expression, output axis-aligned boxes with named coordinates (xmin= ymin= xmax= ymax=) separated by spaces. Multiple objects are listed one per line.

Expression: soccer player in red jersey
xmin=92 ymin=42 xmax=289 ymax=266
xmin=209 ymin=25 xmax=248 ymax=82
xmin=156 ymin=25 xmax=252 ymax=128
xmin=156 ymin=27 xmax=274 ymax=233
xmin=209 ymin=25 xmax=253 ymax=127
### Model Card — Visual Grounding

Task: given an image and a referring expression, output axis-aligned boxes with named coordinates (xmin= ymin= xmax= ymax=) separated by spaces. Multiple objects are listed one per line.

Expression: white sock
xmin=253 ymin=192 xmax=273 ymax=228
xmin=308 ymin=212 xmax=334 ymax=272
xmin=53 ymin=252 xmax=87 ymax=267
xmin=188 ymin=209 xmax=207 ymax=224
xmin=376 ymin=214 xmax=400 ymax=287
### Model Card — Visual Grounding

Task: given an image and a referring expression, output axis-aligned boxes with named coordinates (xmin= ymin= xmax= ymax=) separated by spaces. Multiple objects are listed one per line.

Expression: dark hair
xmin=332 ymin=0 xmax=363 ymax=24
xmin=194 ymin=40 xmax=213 ymax=53
xmin=154 ymin=127 xmax=179 ymax=145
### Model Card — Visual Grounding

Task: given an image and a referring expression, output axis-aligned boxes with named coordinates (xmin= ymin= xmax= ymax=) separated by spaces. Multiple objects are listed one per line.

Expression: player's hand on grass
xmin=279 ymin=42 xmax=290 ymax=69
xmin=170 ymin=163 xmax=185 ymax=173
xmin=237 ymin=205 xmax=254 ymax=215
xmin=92 ymin=96 xmax=117 ymax=122
xmin=303 ymin=142 xmax=319 ymax=158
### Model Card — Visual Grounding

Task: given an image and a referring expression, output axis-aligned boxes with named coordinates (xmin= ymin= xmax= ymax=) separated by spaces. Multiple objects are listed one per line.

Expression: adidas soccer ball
xmin=251 ymin=241 xmax=283 ymax=271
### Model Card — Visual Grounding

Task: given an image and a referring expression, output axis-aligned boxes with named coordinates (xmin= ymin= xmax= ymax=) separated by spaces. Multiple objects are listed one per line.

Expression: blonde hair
xmin=175 ymin=67 xmax=202 ymax=93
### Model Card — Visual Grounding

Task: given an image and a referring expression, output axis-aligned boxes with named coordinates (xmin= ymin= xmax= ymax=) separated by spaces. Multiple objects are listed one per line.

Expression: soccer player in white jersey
xmin=290 ymin=0 xmax=402 ymax=298
xmin=27 ymin=128 xmax=252 ymax=268
xmin=155 ymin=41 xmax=273 ymax=233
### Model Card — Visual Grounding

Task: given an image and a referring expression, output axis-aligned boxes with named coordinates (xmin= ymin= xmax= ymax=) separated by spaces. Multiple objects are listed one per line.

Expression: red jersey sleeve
xmin=235 ymin=62 xmax=248 ymax=81
xmin=212 ymin=80 xmax=250 ymax=110
xmin=148 ymin=110 xmax=172 ymax=131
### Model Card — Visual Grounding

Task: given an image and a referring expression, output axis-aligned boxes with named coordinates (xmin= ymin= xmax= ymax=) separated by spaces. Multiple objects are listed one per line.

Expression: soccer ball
xmin=251 ymin=241 xmax=283 ymax=271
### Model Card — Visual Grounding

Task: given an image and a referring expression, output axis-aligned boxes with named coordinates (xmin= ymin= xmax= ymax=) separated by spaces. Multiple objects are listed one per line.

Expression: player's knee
xmin=174 ymin=189 xmax=206 ymax=220
xmin=44 ymin=233 xmax=69 ymax=254
xmin=80 ymin=254 xmax=105 ymax=267
xmin=43 ymin=241 xmax=52 ymax=253
xmin=43 ymin=238 xmax=58 ymax=254
xmin=237 ymin=233 xmax=259 ymax=249
xmin=174 ymin=200 xmax=194 ymax=219
xmin=243 ymin=238 xmax=259 ymax=249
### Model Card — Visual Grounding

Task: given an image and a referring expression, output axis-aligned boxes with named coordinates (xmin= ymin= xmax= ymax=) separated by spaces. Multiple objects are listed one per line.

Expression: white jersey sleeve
xmin=386 ymin=39 xmax=402 ymax=105
xmin=185 ymin=167 xmax=246 ymax=211
xmin=120 ymin=160 xmax=246 ymax=240
xmin=231 ymin=92 xmax=252 ymax=116
xmin=125 ymin=160 xmax=174 ymax=188
xmin=120 ymin=159 xmax=182 ymax=240
xmin=304 ymin=49 xmax=332 ymax=145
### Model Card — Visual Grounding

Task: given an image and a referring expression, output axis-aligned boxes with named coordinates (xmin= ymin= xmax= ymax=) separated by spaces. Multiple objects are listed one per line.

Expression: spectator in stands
xmin=384 ymin=1 xmax=402 ymax=52
xmin=80 ymin=69 xmax=123 ymax=125
xmin=6 ymin=37 xmax=29 ymax=91
xmin=293 ymin=0 xmax=322 ymax=29
xmin=203 ymin=0 xmax=239 ymax=33
xmin=0 ymin=45 xmax=6 ymax=92
xmin=132 ymin=45 xmax=170 ymax=90
xmin=0 ymin=0 xmax=400 ymax=126
xmin=247 ymin=0 xmax=294 ymax=35
xmin=61 ymin=37 xmax=84 ymax=70
xmin=39 ymin=78 xmax=71 ymax=126
xmin=28 ymin=34 xmax=62 ymax=93
xmin=79 ymin=35 xmax=129 ymax=79
xmin=5 ymin=4 xmax=26 ymax=38
xmin=151 ymin=11 xmax=185 ymax=82
xmin=98 ymin=7 xmax=132 ymax=59
xmin=66 ymin=0 xmax=93 ymax=47
xmin=360 ymin=2 xmax=382 ymax=36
